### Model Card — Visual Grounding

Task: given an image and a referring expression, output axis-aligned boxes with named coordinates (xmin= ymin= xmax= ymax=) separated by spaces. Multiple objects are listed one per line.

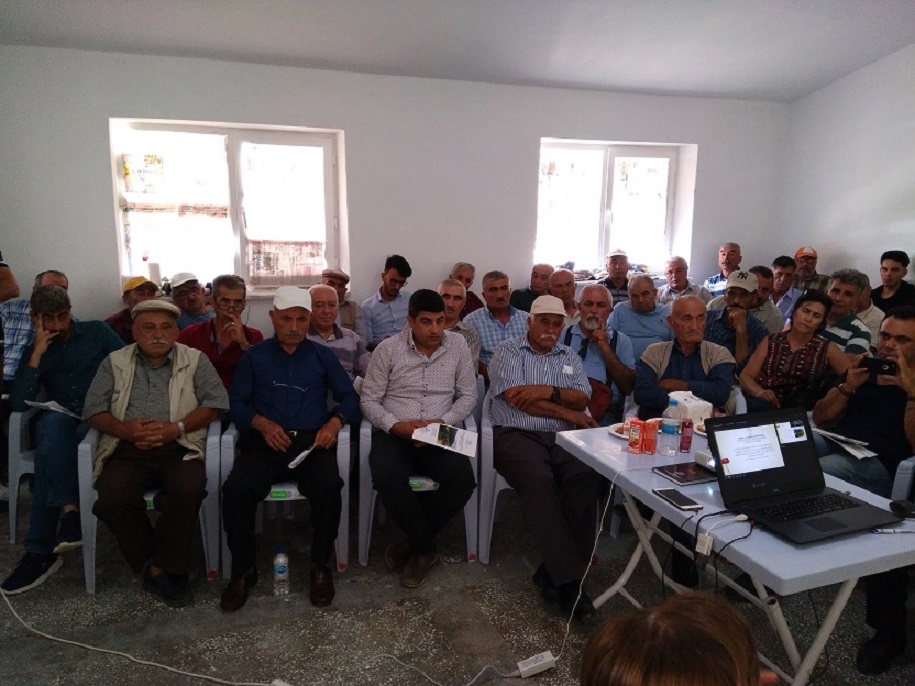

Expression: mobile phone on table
xmin=652 ymin=487 xmax=703 ymax=511
xmin=860 ymin=357 xmax=897 ymax=376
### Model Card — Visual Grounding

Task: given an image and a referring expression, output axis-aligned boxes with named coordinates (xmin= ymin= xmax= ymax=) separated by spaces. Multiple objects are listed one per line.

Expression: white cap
xmin=530 ymin=295 xmax=567 ymax=317
xmin=726 ymin=270 xmax=759 ymax=292
xmin=272 ymin=286 xmax=311 ymax=311
xmin=171 ymin=272 xmax=199 ymax=289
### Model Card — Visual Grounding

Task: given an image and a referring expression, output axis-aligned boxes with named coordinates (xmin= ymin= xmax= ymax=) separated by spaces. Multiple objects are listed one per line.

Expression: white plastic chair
xmin=358 ymin=416 xmax=479 ymax=566
xmin=7 ymin=407 xmax=38 ymax=544
xmin=77 ymin=421 xmax=222 ymax=594
xmin=219 ymin=421 xmax=352 ymax=579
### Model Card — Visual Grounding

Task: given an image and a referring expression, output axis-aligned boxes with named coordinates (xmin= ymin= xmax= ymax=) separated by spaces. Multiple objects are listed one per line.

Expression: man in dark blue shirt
xmin=2 ymin=285 xmax=123 ymax=595
xmin=221 ymin=287 xmax=360 ymax=611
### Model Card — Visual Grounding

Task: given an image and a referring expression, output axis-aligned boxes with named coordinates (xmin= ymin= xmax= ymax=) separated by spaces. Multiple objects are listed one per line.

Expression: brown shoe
xmin=384 ymin=537 xmax=411 ymax=573
xmin=400 ymin=552 xmax=441 ymax=589
xmin=220 ymin=568 xmax=258 ymax=611
xmin=309 ymin=565 xmax=335 ymax=607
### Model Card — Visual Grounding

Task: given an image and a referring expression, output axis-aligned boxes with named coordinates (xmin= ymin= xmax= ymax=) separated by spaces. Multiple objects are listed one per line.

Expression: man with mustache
xmin=448 ymin=262 xmax=485 ymax=320
xmin=361 ymin=290 xmax=477 ymax=589
xmin=793 ymin=246 xmax=830 ymax=293
xmin=704 ymin=242 xmax=743 ymax=298
xmin=438 ymin=279 xmax=481 ymax=368
xmin=489 ymin=295 xmax=604 ymax=618
xmin=607 ymin=274 xmax=674 ymax=361
xmin=81 ymin=300 xmax=228 ymax=607
xmin=707 ymin=265 xmax=784 ymax=334
xmin=221 ymin=287 xmax=360 ymax=610
xmin=1 ymin=285 xmax=123 ymax=595
xmin=560 ymin=284 xmax=635 ymax=425
xmin=704 ymin=271 xmax=768 ymax=368
xmin=306 ymin=284 xmax=371 ymax=381
xmin=464 ymin=270 xmax=528 ymax=380
xmin=320 ymin=267 xmax=362 ymax=333
xmin=812 ymin=308 xmax=915 ymax=675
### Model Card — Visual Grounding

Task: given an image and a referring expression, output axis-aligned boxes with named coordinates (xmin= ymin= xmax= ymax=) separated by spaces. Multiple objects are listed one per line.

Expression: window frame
xmin=109 ymin=119 xmax=345 ymax=294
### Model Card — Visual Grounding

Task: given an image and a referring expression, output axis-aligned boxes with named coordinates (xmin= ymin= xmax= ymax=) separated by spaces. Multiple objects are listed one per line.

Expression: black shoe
xmin=856 ymin=630 xmax=906 ymax=675
xmin=53 ymin=510 xmax=82 ymax=553
xmin=143 ymin=564 xmax=193 ymax=607
xmin=532 ymin=564 xmax=561 ymax=604
xmin=1 ymin=553 xmax=63 ymax=595
xmin=558 ymin=580 xmax=595 ymax=619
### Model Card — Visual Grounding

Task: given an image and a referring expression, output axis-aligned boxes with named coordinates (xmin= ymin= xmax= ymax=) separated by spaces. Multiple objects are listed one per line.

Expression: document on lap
xmin=25 ymin=399 xmax=80 ymax=418
xmin=412 ymin=423 xmax=478 ymax=457
xmin=812 ymin=428 xmax=878 ymax=459
xmin=288 ymin=446 xmax=315 ymax=469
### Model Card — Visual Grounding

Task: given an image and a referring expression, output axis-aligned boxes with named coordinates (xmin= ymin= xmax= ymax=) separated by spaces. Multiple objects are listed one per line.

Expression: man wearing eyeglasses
xmin=221 ymin=287 xmax=360 ymax=611
xmin=559 ymin=284 xmax=635 ymax=426
xmin=170 ymin=272 xmax=215 ymax=330
xmin=177 ymin=274 xmax=263 ymax=390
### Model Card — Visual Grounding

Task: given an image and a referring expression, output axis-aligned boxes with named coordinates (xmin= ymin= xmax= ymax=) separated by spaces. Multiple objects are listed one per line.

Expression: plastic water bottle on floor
xmin=658 ymin=399 xmax=680 ymax=457
xmin=273 ymin=546 xmax=289 ymax=597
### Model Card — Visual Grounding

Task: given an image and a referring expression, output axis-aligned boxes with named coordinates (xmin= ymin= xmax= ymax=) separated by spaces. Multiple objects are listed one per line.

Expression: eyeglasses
xmin=216 ymin=298 xmax=246 ymax=310
xmin=273 ymin=381 xmax=307 ymax=393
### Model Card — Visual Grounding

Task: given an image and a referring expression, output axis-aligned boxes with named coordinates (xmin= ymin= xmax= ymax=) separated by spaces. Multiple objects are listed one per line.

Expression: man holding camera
xmin=812 ymin=307 xmax=915 ymax=676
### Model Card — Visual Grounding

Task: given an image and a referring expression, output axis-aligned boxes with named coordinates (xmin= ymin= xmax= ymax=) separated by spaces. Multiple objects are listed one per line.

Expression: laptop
xmin=705 ymin=407 xmax=899 ymax=544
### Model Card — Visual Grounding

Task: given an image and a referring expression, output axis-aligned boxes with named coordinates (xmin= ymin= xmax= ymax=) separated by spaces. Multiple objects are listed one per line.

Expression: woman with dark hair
xmin=580 ymin=590 xmax=776 ymax=686
xmin=740 ymin=290 xmax=849 ymax=411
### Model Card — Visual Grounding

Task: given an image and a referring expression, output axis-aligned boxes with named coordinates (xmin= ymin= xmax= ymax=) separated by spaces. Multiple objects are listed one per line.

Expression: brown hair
xmin=580 ymin=591 xmax=761 ymax=686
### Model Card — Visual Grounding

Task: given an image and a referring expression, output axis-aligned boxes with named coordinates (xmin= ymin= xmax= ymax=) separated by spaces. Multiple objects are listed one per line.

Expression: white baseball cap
xmin=530 ymin=295 xmax=567 ymax=317
xmin=272 ymin=286 xmax=311 ymax=311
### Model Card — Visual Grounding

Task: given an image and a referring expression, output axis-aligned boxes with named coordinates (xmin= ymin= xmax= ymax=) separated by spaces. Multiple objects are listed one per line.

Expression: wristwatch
xmin=332 ymin=411 xmax=348 ymax=426
xmin=177 ymin=421 xmax=187 ymax=440
xmin=550 ymin=386 xmax=561 ymax=403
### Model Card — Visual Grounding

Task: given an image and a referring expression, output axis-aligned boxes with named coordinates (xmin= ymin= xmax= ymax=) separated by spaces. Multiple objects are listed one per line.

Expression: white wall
xmin=781 ymin=44 xmax=915 ymax=284
xmin=0 ymin=45 xmax=788 ymax=328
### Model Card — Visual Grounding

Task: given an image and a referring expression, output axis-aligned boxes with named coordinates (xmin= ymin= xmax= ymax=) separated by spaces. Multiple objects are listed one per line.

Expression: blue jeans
xmin=24 ymin=412 xmax=89 ymax=555
xmin=819 ymin=452 xmax=892 ymax=499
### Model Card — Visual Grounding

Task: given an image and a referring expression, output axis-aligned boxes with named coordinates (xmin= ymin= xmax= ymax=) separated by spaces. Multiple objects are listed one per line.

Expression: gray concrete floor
xmin=0 ymin=486 xmax=913 ymax=686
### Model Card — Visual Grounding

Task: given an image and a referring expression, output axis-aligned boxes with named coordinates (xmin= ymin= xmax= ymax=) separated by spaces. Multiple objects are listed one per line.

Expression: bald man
xmin=510 ymin=264 xmax=554 ymax=312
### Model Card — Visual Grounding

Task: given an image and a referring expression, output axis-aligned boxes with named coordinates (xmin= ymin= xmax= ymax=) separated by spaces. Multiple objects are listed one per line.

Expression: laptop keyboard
xmin=750 ymin=493 xmax=857 ymax=523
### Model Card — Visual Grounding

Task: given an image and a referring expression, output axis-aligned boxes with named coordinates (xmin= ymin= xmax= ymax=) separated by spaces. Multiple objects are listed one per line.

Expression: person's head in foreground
xmin=580 ymin=590 xmax=776 ymax=686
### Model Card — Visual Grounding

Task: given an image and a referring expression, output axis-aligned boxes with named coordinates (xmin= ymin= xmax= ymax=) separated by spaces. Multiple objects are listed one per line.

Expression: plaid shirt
xmin=464 ymin=305 xmax=529 ymax=364
xmin=2 ymin=299 xmax=34 ymax=381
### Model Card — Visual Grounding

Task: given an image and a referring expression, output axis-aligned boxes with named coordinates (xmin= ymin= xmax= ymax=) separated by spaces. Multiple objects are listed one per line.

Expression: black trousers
xmin=493 ymin=427 xmax=605 ymax=587
xmin=866 ymin=567 xmax=909 ymax=634
xmin=369 ymin=430 xmax=475 ymax=555
xmin=94 ymin=441 xmax=206 ymax=575
xmin=222 ymin=431 xmax=343 ymax=577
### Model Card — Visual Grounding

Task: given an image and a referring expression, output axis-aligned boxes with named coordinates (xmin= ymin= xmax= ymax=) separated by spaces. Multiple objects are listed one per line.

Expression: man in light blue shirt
xmin=463 ymin=270 xmax=528 ymax=379
xmin=607 ymin=275 xmax=673 ymax=361
xmin=771 ymin=255 xmax=802 ymax=320
xmin=358 ymin=254 xmax=412 ymax=351
xmin=560 ymin=284 xmax=635 ymax=425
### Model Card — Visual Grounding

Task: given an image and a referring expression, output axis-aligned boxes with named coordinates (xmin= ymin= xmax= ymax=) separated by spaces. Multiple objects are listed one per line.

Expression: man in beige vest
xmin=83 ymin=299 xmax=228 ymax=607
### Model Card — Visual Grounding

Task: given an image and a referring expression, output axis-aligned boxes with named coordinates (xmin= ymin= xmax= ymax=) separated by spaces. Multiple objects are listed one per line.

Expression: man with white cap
xmin=704 ymin=270 xmax=768 ymax=368
xmin=598 ymin=249 xmax=631 ymax=306
xmin=793 ymin=246 xmax=830 ymax=293
xmin=105 ymin=276 xmax=158 ymax=344
xmin=221 ymin=287 xmax=360 ymax=611
xmin=321 ymin=266 xmax=363 ymax=333
xmin=488 ymin=295 xmax=604 ymax=618
xmin=170 ymin=272 xmax=214 ymax=330
xmin=82 ymin=299 xmax=228 ymax=607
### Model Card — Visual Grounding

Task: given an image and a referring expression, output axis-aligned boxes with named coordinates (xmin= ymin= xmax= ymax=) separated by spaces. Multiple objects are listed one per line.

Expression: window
xmin=535 ymin=140 xmax=695 ymax=273
xmin=110 ymin=120 xmax=344 ymax=291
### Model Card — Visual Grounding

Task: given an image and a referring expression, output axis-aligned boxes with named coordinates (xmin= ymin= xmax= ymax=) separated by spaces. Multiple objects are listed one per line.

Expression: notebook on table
xmin=705 ymin=408 xmax=899 ymax=544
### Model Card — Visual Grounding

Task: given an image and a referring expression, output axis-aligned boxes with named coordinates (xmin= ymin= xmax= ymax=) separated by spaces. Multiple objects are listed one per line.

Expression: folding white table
xmin=557 ymin=428 xmax=915 ymax=686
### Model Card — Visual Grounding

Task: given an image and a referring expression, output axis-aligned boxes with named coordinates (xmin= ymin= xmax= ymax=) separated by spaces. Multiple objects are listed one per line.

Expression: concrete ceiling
xmin=2 ymin=0 xmax=915 ymax=103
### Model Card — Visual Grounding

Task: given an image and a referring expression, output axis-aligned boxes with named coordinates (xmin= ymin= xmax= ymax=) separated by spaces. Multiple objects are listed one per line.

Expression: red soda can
xmin=679 ymin=418 xmax=694 ymax=453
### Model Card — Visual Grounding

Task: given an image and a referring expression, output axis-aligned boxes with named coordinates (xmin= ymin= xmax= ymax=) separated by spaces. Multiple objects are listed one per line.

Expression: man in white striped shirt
xmin=488 ymin=295 xmax=604 ymax=618
xmin=361 ymin=290 xmax=478 ymax=589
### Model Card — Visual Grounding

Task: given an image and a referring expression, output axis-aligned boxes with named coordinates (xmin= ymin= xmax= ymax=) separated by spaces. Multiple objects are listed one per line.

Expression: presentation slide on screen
xmin=717 ymin=425 xmax=786 ymax=476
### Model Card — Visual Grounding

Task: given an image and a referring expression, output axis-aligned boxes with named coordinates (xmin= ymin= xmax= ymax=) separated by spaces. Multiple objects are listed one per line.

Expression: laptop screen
xmin=705 ymin=407 xmax=825 ymax=506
